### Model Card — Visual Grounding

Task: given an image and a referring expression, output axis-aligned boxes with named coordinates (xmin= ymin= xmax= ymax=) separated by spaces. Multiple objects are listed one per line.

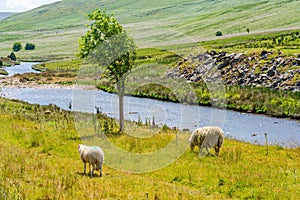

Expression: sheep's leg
xmin=91 ymin=164 xmax=94 ymax=177
xmin=199 ymin=146 xmax=208 ymax=157
xmin=215 ymin=145 xmax=220 ymax=156
xmin=205 ymin=147 xmax=210 ymax=155
xmin=100 ymin=164 xmax=102 ymax=177
xmin=198 ymin=146 xmax=203 ymax=156
xmin=88 ymin=163 xmax=92 ymax=177
xmin=190 ymin=143 xmax=195 ymax=151
xmin=83 ymin=162 xmax=86 ymax=175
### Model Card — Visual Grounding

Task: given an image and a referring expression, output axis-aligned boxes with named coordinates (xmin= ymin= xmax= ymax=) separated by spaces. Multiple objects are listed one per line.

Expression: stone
xmin=261 ymin=65 xmax=268 ymax=71
xmin=261 ymin=50 xmax=268 ymax=57
xmin=267 ymin=68 xmax=276 ymax=77
xmin=217 ymin=58 xmax=230 ymax=70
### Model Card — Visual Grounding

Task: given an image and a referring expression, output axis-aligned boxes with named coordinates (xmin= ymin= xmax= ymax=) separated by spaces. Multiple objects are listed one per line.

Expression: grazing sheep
xmin=189 ymin=126 xmax=224 ymax=156
xmin=78 ymin=144 xmax=104 ymax=177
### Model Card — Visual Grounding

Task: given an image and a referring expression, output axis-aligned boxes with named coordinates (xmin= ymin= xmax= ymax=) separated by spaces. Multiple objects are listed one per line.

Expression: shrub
xmin=25 ymin=43 xmax=36 ymax=50
xmin=216 ymin=31 xmax=223 ymax=36
xmin=8 ymin=52 xmax=16 ymax=61
xmin=0 ymin=60 xmax=3 ymax=67
xmin=12 ymin=42 xmax=22 ymax=52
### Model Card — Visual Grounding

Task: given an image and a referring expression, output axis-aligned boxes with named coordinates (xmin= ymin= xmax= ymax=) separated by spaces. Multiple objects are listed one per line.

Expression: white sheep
xmin=189 ymin=126 xmax=224 ymax=156
xmin=78 ymin=144 xmax=104 ymax=177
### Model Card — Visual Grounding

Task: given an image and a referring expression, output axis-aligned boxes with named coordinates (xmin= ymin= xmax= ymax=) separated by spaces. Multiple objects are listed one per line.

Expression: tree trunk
xmin=119 ymin=92 xmax=124 ymax=132
xmin=117 ymin=77 xmax=125 ymax=132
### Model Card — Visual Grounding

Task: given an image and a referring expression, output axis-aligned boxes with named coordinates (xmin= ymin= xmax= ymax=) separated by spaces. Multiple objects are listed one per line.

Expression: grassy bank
xmin=0 ymin=97 xmax=299 ymax=199
xmin=0 ymin=68 xmax=8 ymax=75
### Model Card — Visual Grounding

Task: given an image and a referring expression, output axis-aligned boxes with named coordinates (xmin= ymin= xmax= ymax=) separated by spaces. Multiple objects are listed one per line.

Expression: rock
xmin=210 ymin=50 xmax=216 ymax=56
xmin=233 ymin=53 xmax=243 ymax=61
xmin=295 ymin=58 xmax=300 ymax=66
xmin=217 ymin=58 xmax=230 ymax=70
xmin=238 ymin=79 xmax=245 ymax=84
xmin=226 ymin=53 xmax=235 ymax=58
xmin=261 ymin=74 xmax=268 ymax=80
xmin=270 ymin=80 xmax=281 ymax=88
xmin=276 ymin=57 xmax=282 ymax=63
xmin=267 ymin=68 xmax=276 ymax=77
xmin=165 ymin=51 xmax=299 ymax=92
xmin=205 ymin=58 xmax=215 ymax=65
xmin=261 ymin=65 xmax=268 ymax=71
xmin=261 ymin=50 xmax=268 ymax=57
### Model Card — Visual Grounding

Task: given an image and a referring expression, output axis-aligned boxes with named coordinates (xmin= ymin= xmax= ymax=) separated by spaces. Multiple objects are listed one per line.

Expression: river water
xmin=1 ymin=62 xmax=40 ymax=76
xmin=0 ymin=63 xmax=299 ymax=147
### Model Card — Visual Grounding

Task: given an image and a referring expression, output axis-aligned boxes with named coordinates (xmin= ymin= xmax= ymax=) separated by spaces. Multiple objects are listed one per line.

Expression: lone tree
xmin=215 ymin=31 xmax=223 ymax=37
xmin=25 ymin=42 xmax=36 ymax=50
xmin=13 ymin=42 xmax=22 ymax=52
xmin=8 ymin=52 xmax=17 ymax=61
xmin=78 ymin=9 xmax=136 ymax=132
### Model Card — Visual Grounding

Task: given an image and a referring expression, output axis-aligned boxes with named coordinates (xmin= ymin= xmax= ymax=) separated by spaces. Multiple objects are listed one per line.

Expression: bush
xmin=8 ymin=52 xmax=16 ymax=61
xmin=25 ymin=43 xmax=36 ymax=50
xmin=216 ymin=31 xmax=223 ymax=36
xmin=12 ymin=42 xmax=22 ymax=52
xmin=0 ymin=61 xmax=3 ymax=67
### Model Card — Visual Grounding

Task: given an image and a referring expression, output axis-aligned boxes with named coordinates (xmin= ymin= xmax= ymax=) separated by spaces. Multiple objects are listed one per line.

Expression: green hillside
xmin=0 ymin=0 xmax=299 ymax=60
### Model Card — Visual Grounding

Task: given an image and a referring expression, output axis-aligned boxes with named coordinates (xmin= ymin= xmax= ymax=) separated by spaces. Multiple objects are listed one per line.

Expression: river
xmin=0 ymin=63 xmax=299 ymax=147
xmin=1 ymin=62 xmax=40 ymax=76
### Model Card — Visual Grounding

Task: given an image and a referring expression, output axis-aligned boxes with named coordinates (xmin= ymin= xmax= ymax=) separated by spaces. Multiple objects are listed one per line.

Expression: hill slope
xmin=0 ymin=0 xmax=299 ymax=60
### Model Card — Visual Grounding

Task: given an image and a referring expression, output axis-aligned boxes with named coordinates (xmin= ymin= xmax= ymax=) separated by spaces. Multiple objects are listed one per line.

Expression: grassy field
xmin=0 ymin=97 xmax=300 ymax=199
xmin=1 ymin=1 xmax=300 ymax=199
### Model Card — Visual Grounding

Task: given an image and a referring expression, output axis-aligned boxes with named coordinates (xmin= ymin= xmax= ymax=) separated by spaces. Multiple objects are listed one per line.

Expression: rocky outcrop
xmin=166 ymin=51 xmax=300 ymax=92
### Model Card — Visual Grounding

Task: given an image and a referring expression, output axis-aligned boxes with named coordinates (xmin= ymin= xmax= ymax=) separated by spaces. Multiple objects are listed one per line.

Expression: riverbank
xmin=0 ymin=75 xmax=95 ymax=90
xmin=1 ymin=69 xmax=299 ymax=121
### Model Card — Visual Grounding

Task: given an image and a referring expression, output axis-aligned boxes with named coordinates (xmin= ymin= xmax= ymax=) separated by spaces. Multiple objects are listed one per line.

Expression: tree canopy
xmin=25 ymin=43 xmax=36 ymax=50
xmin=78 ymin=9 xmax=136 ymax=84
xmin=12 ymin=42 xmax=22 ymax=52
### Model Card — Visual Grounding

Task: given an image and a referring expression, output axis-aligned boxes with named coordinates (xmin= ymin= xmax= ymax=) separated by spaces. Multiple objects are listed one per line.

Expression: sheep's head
xmin=78 ymin=144 xmax=84 ymax=153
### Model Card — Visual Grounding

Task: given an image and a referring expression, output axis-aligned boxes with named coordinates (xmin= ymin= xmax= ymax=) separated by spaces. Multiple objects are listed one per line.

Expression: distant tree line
xmin=12 ymin=42 xmax=36 ymax=52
